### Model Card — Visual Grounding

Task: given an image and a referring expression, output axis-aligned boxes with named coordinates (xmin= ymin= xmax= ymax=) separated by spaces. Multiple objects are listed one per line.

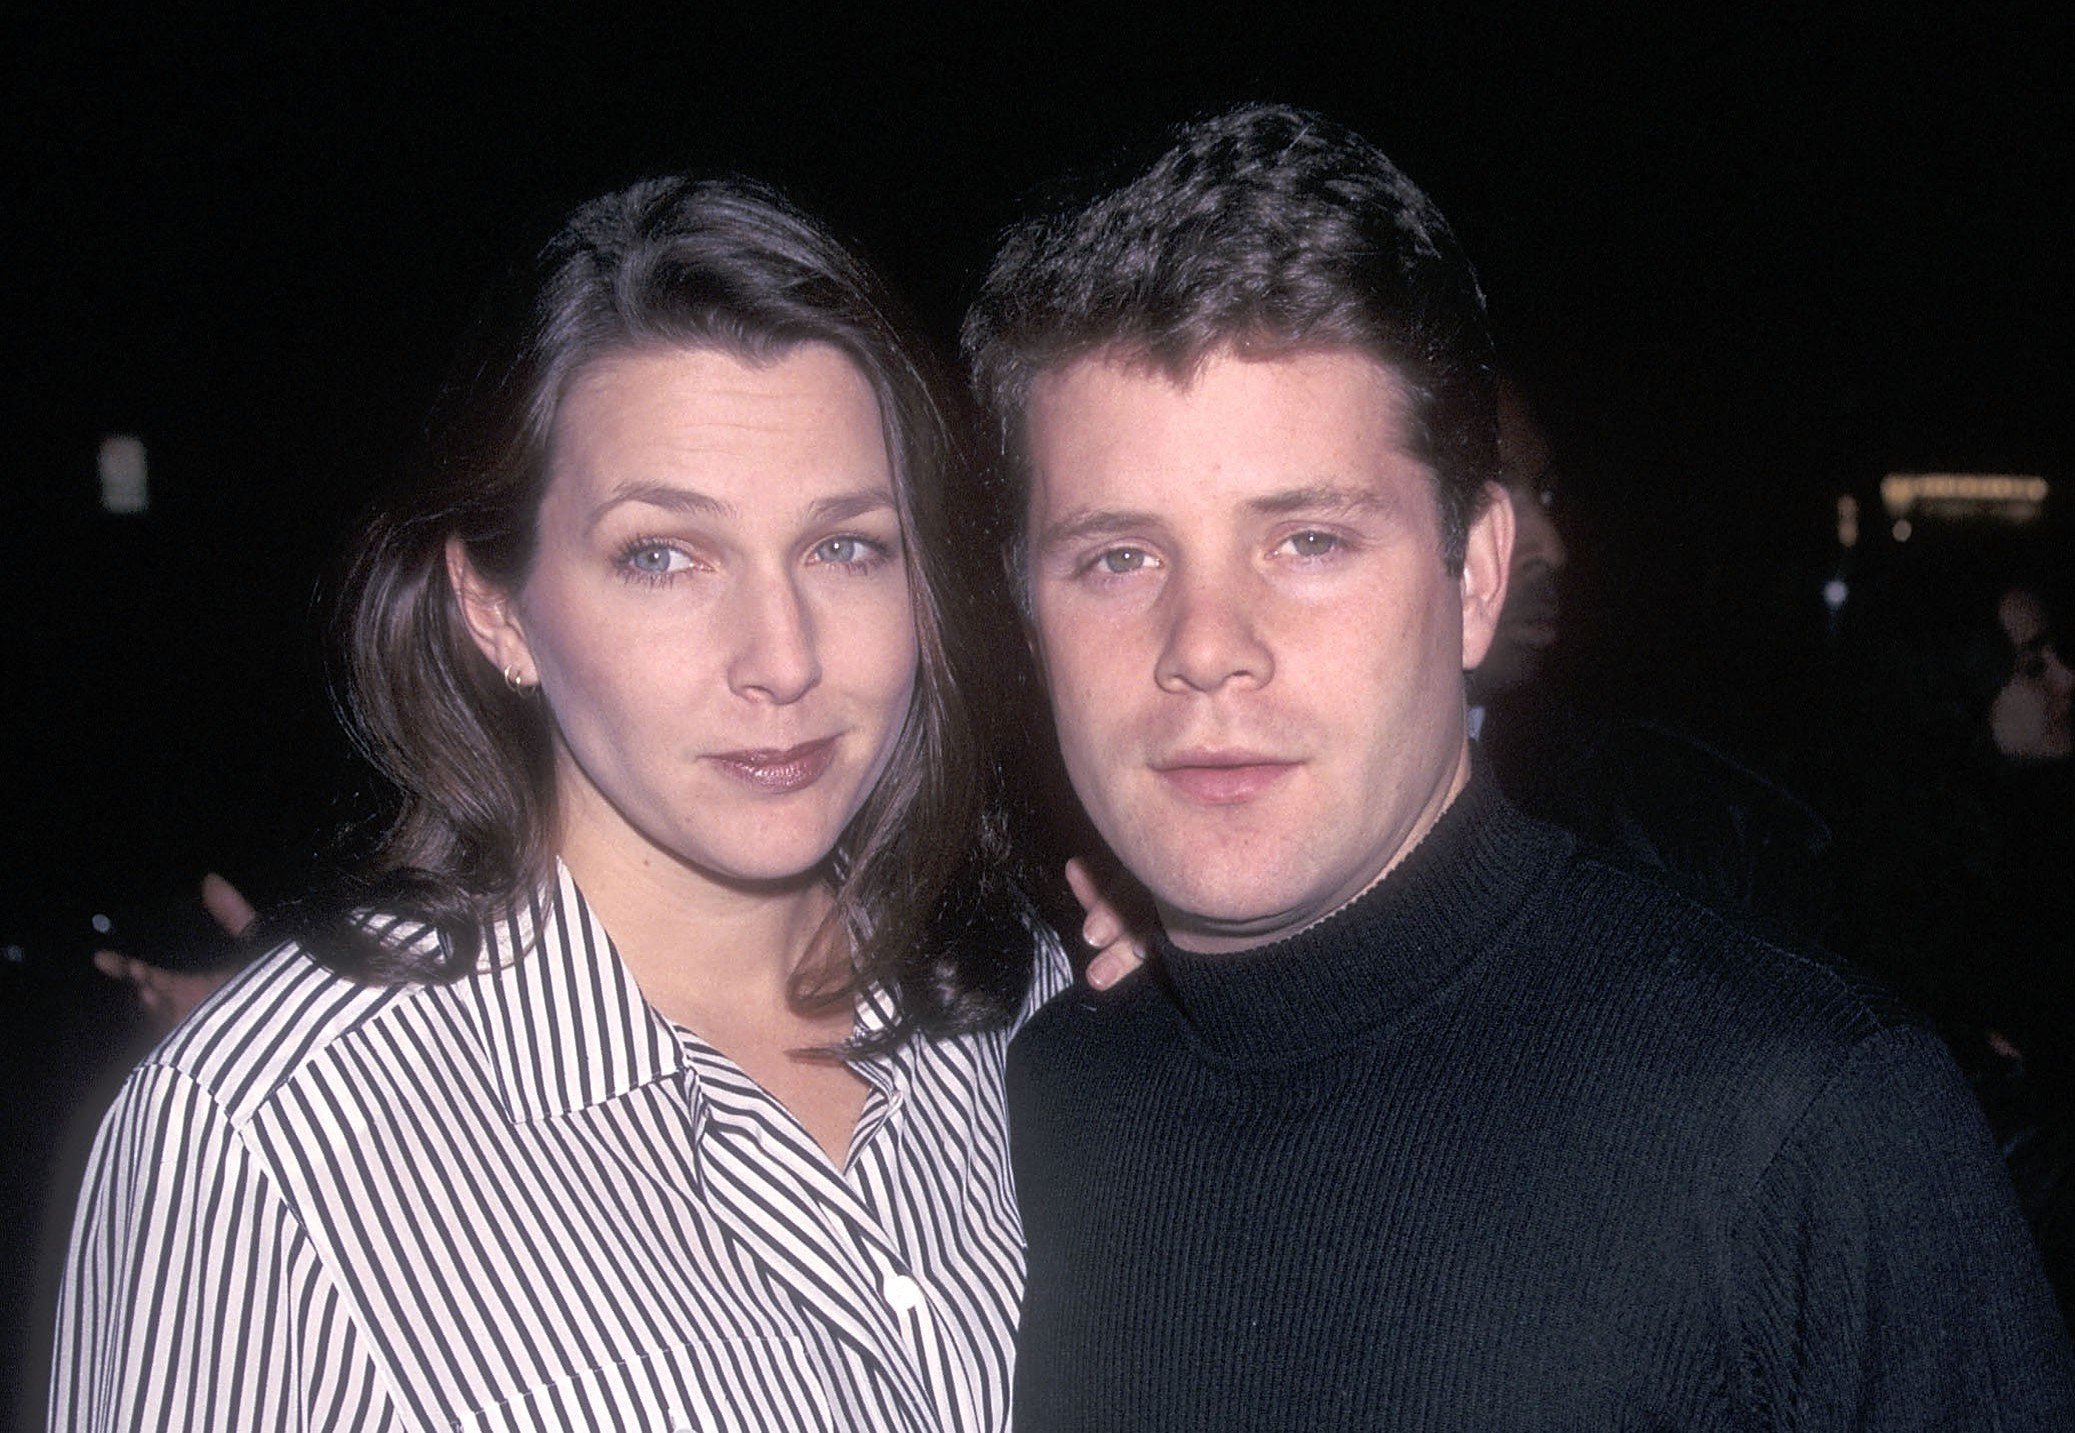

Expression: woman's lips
xmin=709 ymin=737 xmax=839 ymax=794
xmin=1153 ymin=753 xmax=1298 ymax=805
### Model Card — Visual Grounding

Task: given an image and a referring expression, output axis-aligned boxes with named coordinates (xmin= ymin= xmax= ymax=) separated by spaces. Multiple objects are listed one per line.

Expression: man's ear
xmin=1458 ymin=480 xmax=1514 ymax=673
xmin=445 ymin=536 xmax=536 ymax=685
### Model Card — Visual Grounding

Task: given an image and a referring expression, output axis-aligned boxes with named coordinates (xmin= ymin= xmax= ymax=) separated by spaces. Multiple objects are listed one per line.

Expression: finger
xmin=1063 ymin=858 xmax=1126 ymax=948
xmin=1086 ymin=948 xmax=1127 ymax=991
xmin=1085 ymin=939 xmax=1148 ymax=991
xmin=92 ymin=949 xmax=136 ymax=982
xmin=1063 ymin=857 xmax=1101 ymax=913
xmin=200 ymin=872 xmax=258 ymax=938
xmin=136 ymin=979 xmax=173 ymax=1021
xmin=1084 ymin=910 xmax=1124 ymax=950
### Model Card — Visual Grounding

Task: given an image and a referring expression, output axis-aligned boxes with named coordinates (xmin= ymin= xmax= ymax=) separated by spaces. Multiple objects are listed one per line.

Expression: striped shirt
xmin=52 ymin=864 xmax=1067 ymax=1432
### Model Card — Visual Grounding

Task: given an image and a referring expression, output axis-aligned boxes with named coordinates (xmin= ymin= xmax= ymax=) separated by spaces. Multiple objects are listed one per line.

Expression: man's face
xmin=1472 ymin=380 xmax=1567 ymax=699
xmin=1024 ymin=347 xmax=1511 ymax=954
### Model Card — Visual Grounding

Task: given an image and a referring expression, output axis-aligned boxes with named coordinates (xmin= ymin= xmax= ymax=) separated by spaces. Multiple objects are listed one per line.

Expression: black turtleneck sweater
xmin=1009 ymin=775 xmax=2075 ymax=1429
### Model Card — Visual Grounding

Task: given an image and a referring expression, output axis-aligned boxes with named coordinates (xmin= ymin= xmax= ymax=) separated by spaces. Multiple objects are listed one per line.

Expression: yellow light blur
xmin=1880 ymin=472 xmax=2048 ymax=525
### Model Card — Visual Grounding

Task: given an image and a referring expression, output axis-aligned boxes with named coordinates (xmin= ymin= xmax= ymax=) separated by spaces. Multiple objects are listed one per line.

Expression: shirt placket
xmin=681 ymin=1048 xmax=944 ymax=1431
xmin=838 ymin=1057 xmax=984 ymax=1427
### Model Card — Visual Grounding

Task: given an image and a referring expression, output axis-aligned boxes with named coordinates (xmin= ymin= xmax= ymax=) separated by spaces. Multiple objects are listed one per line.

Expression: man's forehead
xmin=1022 ymin=347 xmax=1193 ymax=423
xmin=1027 ymin=340 xmax=1415 ymax=408
xmin=1020 ymin=346 xmax=1440 ymax=545
xmin=1021 ymin=346 xmax=1423 ymax=480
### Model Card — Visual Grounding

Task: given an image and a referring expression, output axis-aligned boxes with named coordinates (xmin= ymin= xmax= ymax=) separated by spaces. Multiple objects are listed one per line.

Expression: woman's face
xmin=462 ymin=342 xmax=920 ymax=888
xmin=1991 ymin=587 xmax=2073 ymax=761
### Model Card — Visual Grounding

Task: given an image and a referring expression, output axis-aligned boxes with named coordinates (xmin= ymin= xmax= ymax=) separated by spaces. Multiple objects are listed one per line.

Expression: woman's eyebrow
xmin=586 ymin=484 xmax=893 ymax=531
xmin=805 ymin=490 xmax=898 ymax=524
xmin=587 ymin=481 xmax=730 ymax=530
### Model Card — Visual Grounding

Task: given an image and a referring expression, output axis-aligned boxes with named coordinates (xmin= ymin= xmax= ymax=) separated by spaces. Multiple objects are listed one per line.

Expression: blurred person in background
xmin=1826 ymin=549 xmax=2075 ymax=1324
xmin=1467 ymin=375 xmax=1567 ymax=701
xmin=87 ymin=871 xmax=255 ymax=1034
xmin=1471 ymin=371 xmax=1832 ymax=938
xmin=1991 ymin=584 xmax=2074 ymax=761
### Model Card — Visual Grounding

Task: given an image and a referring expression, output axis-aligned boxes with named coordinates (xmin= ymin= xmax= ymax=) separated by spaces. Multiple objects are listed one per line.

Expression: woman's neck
xmin=555 ymin=817 xmax=842 ymax=1032
xmin=552 ymin=791 xmax=870 ymax=1168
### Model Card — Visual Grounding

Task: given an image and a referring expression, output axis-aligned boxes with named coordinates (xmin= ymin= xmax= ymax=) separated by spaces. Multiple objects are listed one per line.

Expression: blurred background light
xmin=96 ymin=434 xmax=148 ymax=515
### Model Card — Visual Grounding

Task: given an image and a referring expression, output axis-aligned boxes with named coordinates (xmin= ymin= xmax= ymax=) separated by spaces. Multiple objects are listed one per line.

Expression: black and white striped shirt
xmin=53 ymin=865 xmax=1066 ymax=1431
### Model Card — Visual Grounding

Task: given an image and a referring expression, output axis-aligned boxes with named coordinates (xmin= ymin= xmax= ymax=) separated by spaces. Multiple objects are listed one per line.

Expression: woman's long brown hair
xmin=316 ymin=176 xmax=1034 ymax=1047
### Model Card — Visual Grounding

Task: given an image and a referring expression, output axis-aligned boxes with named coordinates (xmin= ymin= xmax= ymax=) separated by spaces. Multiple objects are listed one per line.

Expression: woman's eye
xmin=1096 ymin=547 xmax=1150 ymax=575
xmin=1283 ymin=530 xmax=1340 ymax=558
xmin=811 ymin=535 xmax=887 ymax=567
xmin=623 ymin=543 xmax=693 ymax=577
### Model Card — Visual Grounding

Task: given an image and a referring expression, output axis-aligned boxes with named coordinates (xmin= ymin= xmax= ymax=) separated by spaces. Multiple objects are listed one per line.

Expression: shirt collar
xmin=468 ymin=862 xmax=911 ymax=1128
xmin=467 ymin=860 xmax=690 ymax=1125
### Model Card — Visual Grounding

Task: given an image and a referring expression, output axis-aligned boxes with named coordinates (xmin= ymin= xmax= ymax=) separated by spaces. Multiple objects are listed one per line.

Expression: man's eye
xmin=1096 ymin=547 xmax=1150 ymax=575
xmin=1283 ymin=530 xmax=1340 ymax=558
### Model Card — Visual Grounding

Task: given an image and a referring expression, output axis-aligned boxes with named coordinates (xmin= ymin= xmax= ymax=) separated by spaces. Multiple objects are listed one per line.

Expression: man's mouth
xmin=709 ymin=737 xmax=840 ymax=794
xmin=1151 ymin=750 xmax=1299 ymax=805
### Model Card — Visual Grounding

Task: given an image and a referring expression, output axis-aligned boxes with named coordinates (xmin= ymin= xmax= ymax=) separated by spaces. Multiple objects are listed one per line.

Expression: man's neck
xmin=1160 ymin=741 xmax=1475 ymax=956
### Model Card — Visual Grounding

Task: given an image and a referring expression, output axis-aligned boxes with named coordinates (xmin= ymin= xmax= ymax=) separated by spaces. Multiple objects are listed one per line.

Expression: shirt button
xmin=883 ymin=1273 xmax=925 ymax=1312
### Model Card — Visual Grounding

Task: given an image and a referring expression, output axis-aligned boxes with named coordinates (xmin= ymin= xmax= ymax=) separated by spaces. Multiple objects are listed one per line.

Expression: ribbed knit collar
xmin=1154 ymin=768 xmax=1567 ymax=1065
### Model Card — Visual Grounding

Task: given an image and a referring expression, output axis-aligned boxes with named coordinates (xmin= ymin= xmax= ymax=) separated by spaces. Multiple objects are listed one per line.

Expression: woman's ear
xmin=446 ymin=537 xmax=537 ymax=685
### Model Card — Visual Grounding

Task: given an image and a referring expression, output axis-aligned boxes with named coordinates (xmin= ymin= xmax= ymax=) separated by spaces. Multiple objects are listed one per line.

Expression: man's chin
xmin=1148 ymin=874 xmax=1332 ymax=955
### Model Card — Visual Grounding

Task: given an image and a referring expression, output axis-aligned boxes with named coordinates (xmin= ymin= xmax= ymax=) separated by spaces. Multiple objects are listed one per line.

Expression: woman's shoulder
xmin=1015 ymin=913 xmax=1074 ymax=1032
xmin=143 ymin=924 xmax=441 ymax=1126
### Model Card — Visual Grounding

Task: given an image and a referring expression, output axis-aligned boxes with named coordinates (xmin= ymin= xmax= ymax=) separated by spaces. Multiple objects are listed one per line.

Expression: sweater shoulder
xmin=1550 ymin=847 xmax=1912 ymax=1042
xmin=1520 ymin=849 xmax=1934 ymax=1173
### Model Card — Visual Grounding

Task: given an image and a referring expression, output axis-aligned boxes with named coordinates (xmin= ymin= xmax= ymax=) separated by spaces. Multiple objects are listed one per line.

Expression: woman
xmin=52 ymin=176 xmax=1069 ymax=1431
xmin=1825 ymin=555 xmax=2075 ymax=1322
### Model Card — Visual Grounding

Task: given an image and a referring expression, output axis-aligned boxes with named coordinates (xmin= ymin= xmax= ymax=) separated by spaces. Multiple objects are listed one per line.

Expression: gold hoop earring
xmin=503 ymin=664 xmax=532 ymax=693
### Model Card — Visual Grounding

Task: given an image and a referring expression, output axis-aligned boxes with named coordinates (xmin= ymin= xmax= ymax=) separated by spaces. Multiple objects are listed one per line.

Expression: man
xmin=1472 ymin=376 xmax=1834 ymax=936
xmin=964 ymin=104 xmax=2074 ymax=1428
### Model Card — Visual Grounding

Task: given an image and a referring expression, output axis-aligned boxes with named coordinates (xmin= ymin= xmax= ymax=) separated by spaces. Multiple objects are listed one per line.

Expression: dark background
xmin=6 ymin=2 xmax=2070 ymax=944
xmin=2 ymin=4 xmax=2068 ymax=1417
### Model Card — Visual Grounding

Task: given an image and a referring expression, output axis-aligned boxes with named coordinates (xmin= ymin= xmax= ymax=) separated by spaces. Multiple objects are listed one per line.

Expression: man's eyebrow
xmin=1036 ymin=485 xmax=1401 ymax=552
xmin=1036 ymin=508 xmax=1163 ymax=554
xmin=1246 ymin=483 xmax=1401 ymax=518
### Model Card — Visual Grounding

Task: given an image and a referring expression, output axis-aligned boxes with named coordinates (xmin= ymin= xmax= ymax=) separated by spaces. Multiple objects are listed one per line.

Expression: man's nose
xmin=1153 ymin=564 xmax=1274 ymax=694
